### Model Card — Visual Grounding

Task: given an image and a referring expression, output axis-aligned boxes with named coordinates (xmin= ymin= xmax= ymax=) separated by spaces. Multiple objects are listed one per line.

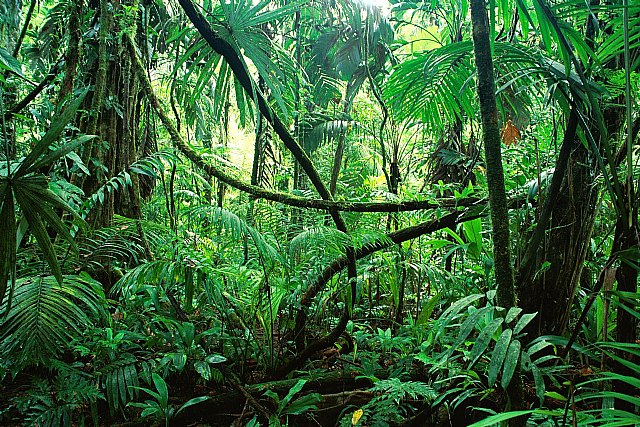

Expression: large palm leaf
xmin=168 ymin=0 xmax=301 ymax=127
xmin=0 ymin=274 xmax=107 ymax=368
xmin=383 ymin=41 xmax=583 ymax=133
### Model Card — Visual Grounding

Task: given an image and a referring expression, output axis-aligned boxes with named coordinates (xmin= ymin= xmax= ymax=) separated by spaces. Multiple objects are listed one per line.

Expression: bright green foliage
xmin=340 ymin=378 xmax=436 ymax=427
xmin=0 ymin=0 xmax=638 ymax=425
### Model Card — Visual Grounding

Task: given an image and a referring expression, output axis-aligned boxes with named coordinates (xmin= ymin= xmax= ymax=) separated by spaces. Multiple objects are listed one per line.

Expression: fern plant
xmin=341 ymin=378 xmax=437 ymax=427
xmin=10 ymin=361 xmax=102 ymax=427
xmin=412 ymin=293 xmax=558 ymax=417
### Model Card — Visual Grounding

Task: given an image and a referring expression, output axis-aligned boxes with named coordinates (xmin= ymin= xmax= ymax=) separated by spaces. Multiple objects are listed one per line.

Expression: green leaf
xmin=531 ymin=365 xmax=545 ymax=404
xmin=444 ymin=306 xmax=493 ymax=360
xmin=462 ymin=218 xmax=483 ymax=259
xmin=501 ymin=340 xmax=521 ymax=389
xmin=176 ymin=396 xmax=210 ymax=415
xmin=513 ymin=313 xmax=537 ymax=334
xmin=417 ymin=292 xmax=442 ymax=325
xmin=544 ymin=391 xmax=567 ymax=402
xmin=0 ymin=275 xmax=105 ymax=368
xmin=206 ymin=354 xmax=228 ymax=364
xmin=0 ymin=186 xmax=16 ymax=306
xmin=488 ymin=329 xmax=512 ymax=386
xmin=15 ymin=89 xmax=88 ymax=178
xmin=284 ymin=393 xmax=322 ymax=415
xmin=21 ymin=179 xmax=86 ymax=224
xmin=19 ymin=195 xmax=63 ymax=284
xmin=0 ymin=47 xmax=24 ymax=77
xmin=279 ymin=379 xmax=307 ymax=413
xmin=505 ymin=307 xmax=522 ymax=324
xmin=151 ymin=373 xmax=169 ymax=408
xmin=467 ymin=410 xmax=534 ymax=427
xmin=27 ymin=135 xmax=96 ymax=175
xmin=469 ymin=318 xmax=504 ymax=368
xmin=435 ymin=294 xmax=484 ymax=341
xmin=195 ymin=360 xmax=211 ymax=380
xmin=13 ymin=181 xmax=76 ymax=249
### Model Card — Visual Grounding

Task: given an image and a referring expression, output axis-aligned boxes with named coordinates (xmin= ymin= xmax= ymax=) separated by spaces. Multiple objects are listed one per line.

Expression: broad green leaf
xmin=544 ymin=391 xmax=567 ymax=401
xmin=575 ymin=391 xmax=640 ymax=407
xmin=284 ymin=393 xmax=322 ymax=415
xmin=444 ymin=306 xmax=493 ymax=360
xmin=467 ymin=410 xmax=534 ymax=427
xmin=151 ymin=373 xmax=169 ymax=408
xmin=0 ymin=47 xmax=23 ymax=77
xmin=15 ymin=89 xmax=88 ymax=177
xmin=527 ymin=338 xmax=554 ymax=356
xmin=118 ymin=368 xmax=128 ymax=409
xmin=435 ymin=294 xmax=484 ymax=340
xmin=0 ymin=187 xmax=16 ymax=306
xmin=513 ymin=312 xmax=537 ymax=334
xmin=505 ymin=307 xmax=522 ymax=324
xmin=469 ymin=318 xmax=503 ymax=367
xmin=13 ymin=182 xmax=76 ymax=249
xmin=27 ymin=134 xmax=95 ymax=175
xmin=417 ymin=292 xmax=442 ymax=325
xmin=195 ymin=360 xmax=212 ymax=380
xmin=206 ymin=354 xmax=228 ymax=364
xmin=462 ymin=218 xmax=482 ymax=258
xmin=19 ymin=196 xmax=62 ymax=284
xmin=176 ymin=396 xmax=210 ymax=415
xmin=280 ymin=379 xmax=307 ymax=412
xmin=488 ymin=329 xmax=512 ymax=386
xmin=531 ymin=364 xmax=545 ymax=404
xmin=501 ymin=340 xmax=521 ymax=389
xmin=20 ymin=178 xmax=85 ymax=223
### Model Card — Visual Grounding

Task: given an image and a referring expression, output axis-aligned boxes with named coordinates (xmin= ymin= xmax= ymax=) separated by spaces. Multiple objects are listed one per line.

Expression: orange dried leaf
xmin=501 ymin=120 xmax=521 ymax=146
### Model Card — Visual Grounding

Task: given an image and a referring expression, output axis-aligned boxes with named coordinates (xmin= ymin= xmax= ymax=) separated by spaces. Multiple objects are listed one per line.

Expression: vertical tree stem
xmin=470 ymin=0 xmax=525 ymax=420
xmin=470 ymin=0 xmax=516 ymax=310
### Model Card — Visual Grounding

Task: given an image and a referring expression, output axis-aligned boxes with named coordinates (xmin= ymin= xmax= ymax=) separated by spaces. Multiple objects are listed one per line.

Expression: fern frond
xmin=289 ymin=226 xmax=351 ymax=262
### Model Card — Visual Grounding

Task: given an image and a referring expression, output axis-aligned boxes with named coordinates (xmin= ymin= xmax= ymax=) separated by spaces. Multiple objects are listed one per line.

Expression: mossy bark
xmin=470 ymin=0 xmax=524 ymax=421
xmin=469 ymin=0 xmax=516 ymax=310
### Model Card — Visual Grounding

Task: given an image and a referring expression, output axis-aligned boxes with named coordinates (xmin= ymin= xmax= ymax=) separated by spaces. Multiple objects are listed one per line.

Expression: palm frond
xmin=302 ymin=118 xmax=354 ymax=153
xmin=0 ymin=275 xmax=107 ymax=368
xmin=384 ymin=41 xmax=579 ymax=134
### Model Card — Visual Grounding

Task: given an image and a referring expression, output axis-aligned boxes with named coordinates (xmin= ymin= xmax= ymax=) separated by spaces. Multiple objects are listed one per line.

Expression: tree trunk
xmin=518 ymin=140 xmax=598 ymax=336
xmin=470 ymin=0 xmax=524 ymax=420
xmin=76 ymin=0 xmax=152 ymax=228
xmin=469 ymin=0 xmax=516 ymax=310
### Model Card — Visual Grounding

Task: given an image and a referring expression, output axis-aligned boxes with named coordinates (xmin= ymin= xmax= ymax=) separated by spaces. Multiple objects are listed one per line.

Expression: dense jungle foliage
xmin=0 ymin=0 xmax=639 ymax=425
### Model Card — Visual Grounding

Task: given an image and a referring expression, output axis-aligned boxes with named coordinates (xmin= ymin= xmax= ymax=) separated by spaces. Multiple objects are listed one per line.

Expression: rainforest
xmin=0 ymin=0 xmax=638 ymax=425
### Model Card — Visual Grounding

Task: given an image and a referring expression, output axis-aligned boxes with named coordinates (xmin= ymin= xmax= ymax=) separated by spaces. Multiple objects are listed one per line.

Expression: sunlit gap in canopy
xmin=353 ymin=0 xmax=390 ymax=11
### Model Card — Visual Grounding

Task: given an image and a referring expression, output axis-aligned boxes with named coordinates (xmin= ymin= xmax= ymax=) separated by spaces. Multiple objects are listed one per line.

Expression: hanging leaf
xmin=469 ymin=318 xmax=504 ymax=368
xmin=0 ymin=189 xmax=17 ymax=306
xmin=500 ymin=119 xmax=521 ymax=146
